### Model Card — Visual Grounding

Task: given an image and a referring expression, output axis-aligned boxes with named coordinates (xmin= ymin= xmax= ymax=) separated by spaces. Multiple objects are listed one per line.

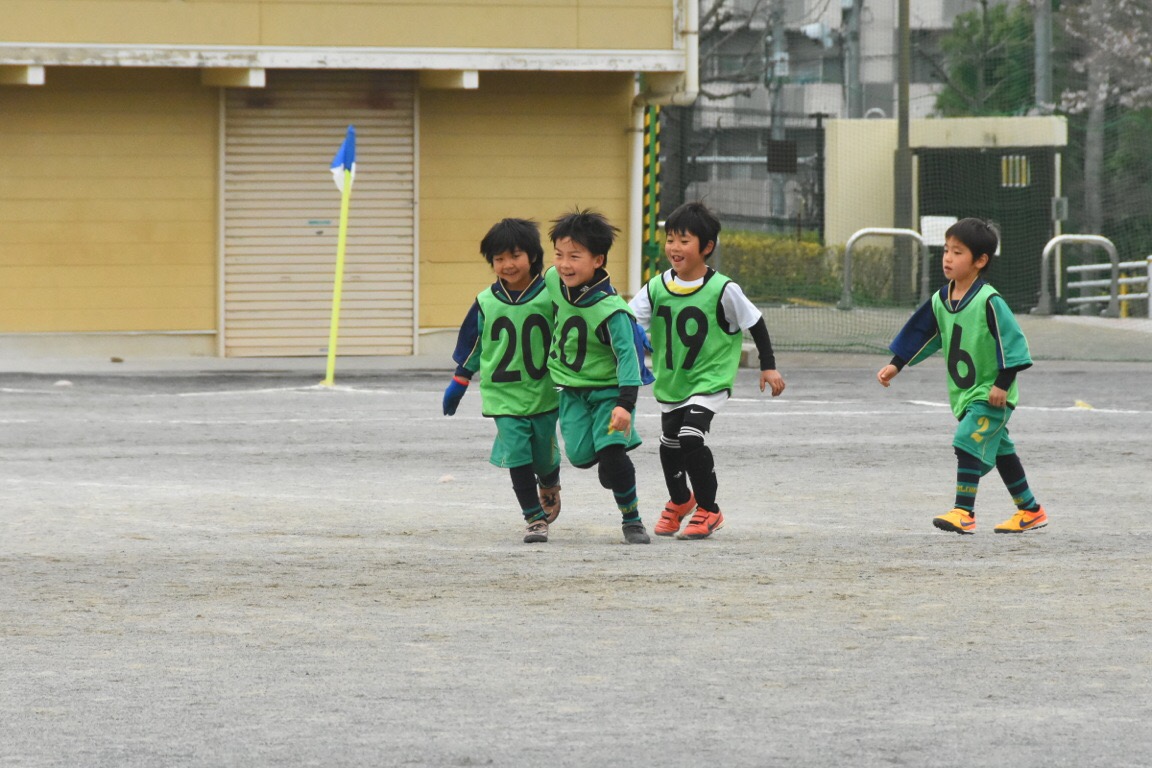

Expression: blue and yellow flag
xmin=323 ymin=125 xmax=356 ymax=386
xmin=329 ymin=125 xmax=356 ymax=192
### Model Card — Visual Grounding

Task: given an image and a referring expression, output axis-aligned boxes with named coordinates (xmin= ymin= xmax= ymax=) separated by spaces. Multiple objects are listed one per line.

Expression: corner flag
xmin=329 ymin=126 xmax=356 ymax=192
xmin=323 ymin=125 xmax=356 ymax=386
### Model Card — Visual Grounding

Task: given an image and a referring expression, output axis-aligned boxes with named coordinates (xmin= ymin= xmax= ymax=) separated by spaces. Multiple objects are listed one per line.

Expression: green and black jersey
xmin=890 ymin=279 xmax=1032 ymax=419
xmin=643 ymin=269 xmax=744 ymax=404
xmin=543 ymin=267 xmax=641 ymax=390
xmin=457 ymin=275 xmax=559 ymax=418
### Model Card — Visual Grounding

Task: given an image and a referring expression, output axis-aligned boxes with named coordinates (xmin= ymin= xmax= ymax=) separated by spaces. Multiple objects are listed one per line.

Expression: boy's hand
xmin=760 ymin=369 xmax=785 ymax=396
xmin=442 ymin=376 xmax=469 ymax=415
xmin=608 ymin=406 xmax=631 ymax=435
xmin=632 ymin=321 xmax=655 ymax=386
xmin=877 ymin=365 xmax=899 ymax=387
xmin=987 ymin=385 xmax=1007 ymax=408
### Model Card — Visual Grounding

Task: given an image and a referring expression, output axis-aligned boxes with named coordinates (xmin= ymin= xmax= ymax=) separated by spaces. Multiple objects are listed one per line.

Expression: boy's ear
xmin=593 ymin=254 xmax=607 ymax=269
xmin=701 ymin=240 xmax=716 ymax=258
xmin=976 ymin=252 xmax=991 ymax=270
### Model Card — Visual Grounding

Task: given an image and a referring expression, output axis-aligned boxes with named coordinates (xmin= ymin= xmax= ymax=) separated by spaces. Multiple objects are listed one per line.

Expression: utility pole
xmin=893 ymin=0 xmax=914 ymax=302
xmin=768 ymin=0 xmax=788 ymax=224
xmin=1034 ymin=0 xmax=1053 ymax=111
xmin=844 ymin=0 xmax=863 ymax=118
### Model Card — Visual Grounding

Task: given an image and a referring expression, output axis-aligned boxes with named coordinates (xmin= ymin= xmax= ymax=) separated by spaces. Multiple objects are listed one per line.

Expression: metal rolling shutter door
xmin=223 ymin=70 xmax=415 ymax=357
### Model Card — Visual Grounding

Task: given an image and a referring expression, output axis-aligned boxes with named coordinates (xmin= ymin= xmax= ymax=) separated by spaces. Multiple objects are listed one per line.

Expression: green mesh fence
xmin=658 ymin=111 xmax=1152 ymax=362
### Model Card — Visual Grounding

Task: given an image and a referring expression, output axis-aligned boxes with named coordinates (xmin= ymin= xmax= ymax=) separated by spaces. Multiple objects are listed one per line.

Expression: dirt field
xmin=3 ymin=355 xmax=1150 ymax=767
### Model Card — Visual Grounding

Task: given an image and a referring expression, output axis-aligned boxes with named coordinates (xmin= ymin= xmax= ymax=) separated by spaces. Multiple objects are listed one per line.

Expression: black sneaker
xmin=524 ymin=519 xmax=549 ymax=544
xmin=622 ymin=521 xmax=650 ymax=544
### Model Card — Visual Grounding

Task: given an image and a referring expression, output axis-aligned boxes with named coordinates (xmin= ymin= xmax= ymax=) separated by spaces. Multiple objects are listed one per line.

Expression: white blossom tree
xmin=1058 ymin=0 xmax=1152 ymax=233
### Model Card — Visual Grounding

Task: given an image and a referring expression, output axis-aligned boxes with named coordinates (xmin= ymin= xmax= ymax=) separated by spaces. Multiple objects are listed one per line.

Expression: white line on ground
xmin=175 ymin=386 xmax=397 ymax=397
xmin=908 ymin=399 xmax=1151 ymax=414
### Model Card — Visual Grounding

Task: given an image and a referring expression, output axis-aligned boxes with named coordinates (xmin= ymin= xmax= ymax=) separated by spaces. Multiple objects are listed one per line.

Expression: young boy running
xmin=877 ymin=217 xmax=1048 ymax=534
xmin=630 ymin=201 xmax=785 ymax=540
xmin=545 ymin=209 xmax=650 ymax=544
xmin=442 ymin=218 xmax=563 ymax=544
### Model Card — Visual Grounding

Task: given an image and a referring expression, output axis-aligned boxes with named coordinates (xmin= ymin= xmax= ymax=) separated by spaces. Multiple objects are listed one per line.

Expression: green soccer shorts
xmin=557 ymin=387 xmax=642 ymax=468
xmin=490 ymin=410 xmax=561 ymax=474
xmin=952 ymin=400 xmax=1017 ymax=472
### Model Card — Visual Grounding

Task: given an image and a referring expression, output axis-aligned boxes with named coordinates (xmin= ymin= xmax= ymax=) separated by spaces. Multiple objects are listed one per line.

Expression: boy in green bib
xmin=877 ymin=218 xmax=1048 ymax=534
xmin=630 ymin=202 xmax=786 ymax=540
xmin=546 ymin=209 xmax=650 ymax=544
xmin=442 ymin=218 xmax=562 ymax=544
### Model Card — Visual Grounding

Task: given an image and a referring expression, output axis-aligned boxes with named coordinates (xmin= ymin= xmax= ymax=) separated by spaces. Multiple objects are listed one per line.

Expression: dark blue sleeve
xmin=889 ymin=298 xmax=942 ymax=364
xmin=451 ymin=300 xmax=482 ymax=378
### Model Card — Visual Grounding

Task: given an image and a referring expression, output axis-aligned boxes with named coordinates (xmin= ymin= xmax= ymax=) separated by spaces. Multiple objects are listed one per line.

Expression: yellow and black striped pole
xmin=642 ymin=105 xmax=662 ymax=281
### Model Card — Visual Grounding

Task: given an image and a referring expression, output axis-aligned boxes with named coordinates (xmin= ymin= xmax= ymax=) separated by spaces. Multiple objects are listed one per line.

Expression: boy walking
xmin=630 ymin=201 xmax=785 ymax=539
xmin=545 ymin=209 xmax=650 ymax=544
xmin=442 ymin=218 xmax=563 ymax=543
xmin=877 ymin=217 xmax=1048 ymax=534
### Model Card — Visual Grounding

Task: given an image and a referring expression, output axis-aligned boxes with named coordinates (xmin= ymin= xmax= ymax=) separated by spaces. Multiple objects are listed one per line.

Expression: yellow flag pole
xmin=321 ymin=167 xmax=353 ymax=387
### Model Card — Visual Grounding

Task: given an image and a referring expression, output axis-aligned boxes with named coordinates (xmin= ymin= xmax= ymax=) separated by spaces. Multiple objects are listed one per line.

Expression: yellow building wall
xmin=4 ymin=1 xmax=675 ymax=51
xmin=0 ymin=68 xmax=217 ymax=332
xmin=419 ymin=71 xmax=635 ymax=329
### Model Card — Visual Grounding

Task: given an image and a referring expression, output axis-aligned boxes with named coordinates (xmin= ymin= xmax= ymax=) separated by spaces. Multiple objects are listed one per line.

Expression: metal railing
xmin=1033 ymin=235 xmax=1120 ymax=317
xmin=1066 ymin=256 xmax=1152 ymax=318
xmin=838 ymin=228 xmax=930 ymax=310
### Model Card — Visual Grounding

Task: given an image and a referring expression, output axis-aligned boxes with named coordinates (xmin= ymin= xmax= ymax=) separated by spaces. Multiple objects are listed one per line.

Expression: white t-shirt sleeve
xmin=628 ymin=287 xmax=653 ymax=330
xmin=719 ymin=281 xmax=763 ymax=332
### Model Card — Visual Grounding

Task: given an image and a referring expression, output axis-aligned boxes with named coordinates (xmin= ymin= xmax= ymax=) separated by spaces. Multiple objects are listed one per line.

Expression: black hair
xmin=945 ymin=217 xmax=999 ymax=273
xmin=479 ymin=218 xmax=545 ymax=276
xmin=663 ymin=201 xmax=721 ymax=259
xmin=548 ymin=208 xmax=619 ymax=262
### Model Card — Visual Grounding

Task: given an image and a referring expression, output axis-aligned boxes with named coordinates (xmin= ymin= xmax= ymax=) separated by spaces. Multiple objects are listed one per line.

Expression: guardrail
xmin=1066 ymin=257 xmax=1152 ymax=318
xmin=839 ymin=228 xmax=930 ymax=310
xmin=1033 ymin=235 xmax=1119 ymax=317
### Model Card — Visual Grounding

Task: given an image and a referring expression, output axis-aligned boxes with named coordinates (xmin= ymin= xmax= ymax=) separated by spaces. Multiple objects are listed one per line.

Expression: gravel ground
xmin=2 ymin=356 xmax=1151 ymax=767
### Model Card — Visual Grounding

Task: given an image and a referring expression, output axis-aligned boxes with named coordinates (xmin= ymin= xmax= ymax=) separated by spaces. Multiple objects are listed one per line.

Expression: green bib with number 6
xmin=931 ymin=282 xmax=1029 ymax=419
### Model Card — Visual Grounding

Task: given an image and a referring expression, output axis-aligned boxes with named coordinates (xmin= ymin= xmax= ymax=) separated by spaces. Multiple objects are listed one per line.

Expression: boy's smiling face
xmin=553 ymin=236 xmax=605 ymax=287
xmin=665 ymin=229 xmax=713 ymax=281
xmin=491 ymin=248 xmax=533 ymax=292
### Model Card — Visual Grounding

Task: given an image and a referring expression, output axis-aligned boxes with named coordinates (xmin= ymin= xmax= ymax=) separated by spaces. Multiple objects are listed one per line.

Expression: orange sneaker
xmin=654 ymin=495 xmax=696 ymax=536
xmin=677 ymin=507 xmax=724 ymax=540
xmin=994 ymin=506 xmax=1048 ymax=533
xmin=933 ymin=508 xmax=976 ymax=535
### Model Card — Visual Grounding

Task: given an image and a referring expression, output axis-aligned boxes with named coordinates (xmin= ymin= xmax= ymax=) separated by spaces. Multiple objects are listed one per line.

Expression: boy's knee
xmin=678 ymin=429 xmax=706 ymax=454
xmin=955 ymin=446 xmax=993 ymax=476
xmin=596 ymin=445 xmax=630 ymax=489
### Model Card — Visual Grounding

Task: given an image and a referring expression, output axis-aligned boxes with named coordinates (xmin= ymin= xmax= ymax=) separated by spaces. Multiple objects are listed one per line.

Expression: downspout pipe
xmin=638 ymin=0 xmax=699 ymax=108
xmin=629 ymin=91 xmax=646 ymax=296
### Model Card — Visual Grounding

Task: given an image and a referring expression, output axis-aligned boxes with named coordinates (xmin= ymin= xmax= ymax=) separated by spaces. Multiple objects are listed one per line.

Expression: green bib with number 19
xmin=647 ymin=272 xmax=743 ymax=404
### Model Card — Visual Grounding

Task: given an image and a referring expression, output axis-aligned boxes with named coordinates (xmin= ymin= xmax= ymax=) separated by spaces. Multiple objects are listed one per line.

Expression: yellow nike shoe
xmin=933 ymin=508 xmax=976 ymax=535
xmin=994 ymin=506 xmax=1048 ymax=533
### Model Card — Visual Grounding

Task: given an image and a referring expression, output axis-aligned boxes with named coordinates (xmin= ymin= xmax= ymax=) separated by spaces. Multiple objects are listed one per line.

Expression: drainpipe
xmin=629 ymin=93 xmax=646 ymax=296
xmin=629 ymin=0 xmax=700 ymax=295
xmin=660 ymin=0 xmax=700 ymax=108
